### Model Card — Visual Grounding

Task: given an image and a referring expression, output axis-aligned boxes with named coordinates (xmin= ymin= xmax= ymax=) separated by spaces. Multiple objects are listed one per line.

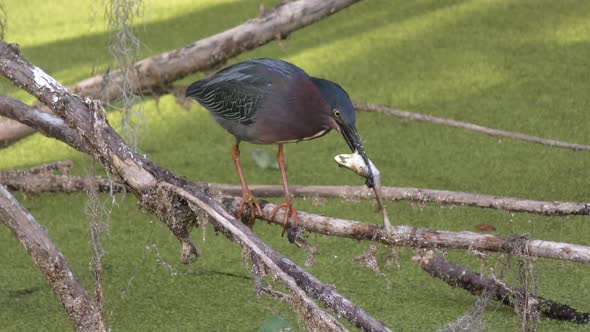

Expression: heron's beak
xmin=339 ymin=123 xmax=374 ymax=188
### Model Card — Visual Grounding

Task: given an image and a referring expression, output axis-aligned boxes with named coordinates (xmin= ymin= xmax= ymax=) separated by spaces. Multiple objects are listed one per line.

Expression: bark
xmin=219 ymin=196 xmax=590 ymax=264
xmin=354 ymin=102 xmax=590 ymax=152
xmin=0 ymin=186 xmax=104 ymax=331
xmin=0 ymin=0 xmax=361 ymax=148
xmin=413 ymin=251 xmax=589 ymax=324
xmin=0 ymin=41 xmax=389 ymax=332
xmin=209 ymin=183 xmax=590 ymax=217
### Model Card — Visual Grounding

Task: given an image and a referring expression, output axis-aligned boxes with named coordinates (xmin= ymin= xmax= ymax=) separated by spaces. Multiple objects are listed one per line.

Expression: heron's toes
xmin=237 ymin=190 xmax=262 ymax=225
xmin=269 ymin=200 xmax=299 ymax=236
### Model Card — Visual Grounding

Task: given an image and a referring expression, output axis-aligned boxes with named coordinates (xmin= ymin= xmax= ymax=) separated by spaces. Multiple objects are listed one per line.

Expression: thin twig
xmin=353 ymin=102 xmax=590 ymax=152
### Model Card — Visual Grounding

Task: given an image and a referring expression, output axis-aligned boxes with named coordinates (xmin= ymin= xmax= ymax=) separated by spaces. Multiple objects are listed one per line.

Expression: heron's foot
xmin=237 ymin=189 xmax=263 ymax=225
xmin=270 ymin=199 xmax=299 ymax=236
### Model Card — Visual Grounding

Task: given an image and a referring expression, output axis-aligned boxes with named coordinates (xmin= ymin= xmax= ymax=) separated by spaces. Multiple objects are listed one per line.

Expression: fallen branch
xmin=2 ymin=169 xmax=589 ymax=264
xmin=219 ymin=196 xmax=590 ymax=264
xmin=0 ymin=174 xmax=125 ymax=194
xmin=0 ymin=0 xmax=361 ymax=148
xmin=0 ymin=186 xmax=105 ymax=331
xmin=0 ymin=97 xmax=90 ymax=153
xmin=413 ymin=251 xmax=590 ymax=324
xmin=2 ymin=168 xmax=587 ymax=217
xmin=353 ymin=102 xmax=590 ymax=152
xmin=0 ymin=160 xmax=73 ymax=176
xmin=0 ymin=41 xmax=390 ymax=332
xmin=209 ymin=183 xmax=590 ymax=217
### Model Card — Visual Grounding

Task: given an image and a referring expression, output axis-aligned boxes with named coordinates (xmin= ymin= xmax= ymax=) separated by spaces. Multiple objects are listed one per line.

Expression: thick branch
xmin=413 ymin=251 xmax=590 ymax=324
xmin=0 ymin=186 xmax=104 ymax=331
xmin=74 ymin=0 xmax=361 ymax=100
xmin=0 ymin=97 xmax=89 ymax=153
xmin=0 ymin=41 xmax=389 ymax=331
xmin=209 ymin=183 xmax=590 ymax=217
xmin=220 ymin=196 xmax=590 ymax=264
xmin=354 ymin=102 xmax=590 ymax=152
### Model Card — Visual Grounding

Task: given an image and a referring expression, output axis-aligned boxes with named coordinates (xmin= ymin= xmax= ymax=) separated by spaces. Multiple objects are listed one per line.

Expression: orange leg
xmin=269 ymin=144 xmax=299 ymax=235
xmin=232 ymin=142 xmax=262 ymax=224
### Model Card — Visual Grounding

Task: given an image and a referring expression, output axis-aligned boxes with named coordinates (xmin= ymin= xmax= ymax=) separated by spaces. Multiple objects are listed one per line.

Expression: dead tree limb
xmin=0 ymin=41 xmax=390 ymax=332
xmin=1 ymin=169 xmax=589 ymax=265
xmin=353 ymin=102 xmax=590 ymax=152
xmin=0 ymin=174 xmax=125 ymax=194
xmin=0 ymin=160 xmax=73 ymax=176
xmin=413 ymin=251 xmax=590 ymax=324
xmin=0 ymin=0 xmax=361 ymax=148
xmin=219 ymin=196 xmax=590 ymax=264
xmin=0 ymin=186 xmax=105 ymax=331
xmin=74 ymin=0 xmax=362 ymax=100
xmin=209 ymin=183 xmax=590 ymax=217
xmin=2 ymin=165 xmax=587 ymax=216
xmin=0 ymin=97 xmax=89 ymax=153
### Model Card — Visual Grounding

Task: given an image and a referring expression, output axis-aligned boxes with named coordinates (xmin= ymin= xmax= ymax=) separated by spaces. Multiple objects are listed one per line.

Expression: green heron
xmin=186 ymin=58 xmax=373 ymax=230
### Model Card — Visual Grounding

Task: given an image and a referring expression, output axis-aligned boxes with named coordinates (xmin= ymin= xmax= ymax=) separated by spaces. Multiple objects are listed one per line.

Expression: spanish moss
xmin=104 ymin=0 xmax=145 ymax=150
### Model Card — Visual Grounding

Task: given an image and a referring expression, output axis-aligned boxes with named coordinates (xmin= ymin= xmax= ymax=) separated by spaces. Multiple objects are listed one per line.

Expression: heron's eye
xmin=333 ymin=109 xmax=341 ymax=118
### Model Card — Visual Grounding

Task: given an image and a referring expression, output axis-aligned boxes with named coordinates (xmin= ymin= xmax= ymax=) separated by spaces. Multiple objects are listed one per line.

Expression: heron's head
xmin=312 ymin=77 xmax=374 ymax=188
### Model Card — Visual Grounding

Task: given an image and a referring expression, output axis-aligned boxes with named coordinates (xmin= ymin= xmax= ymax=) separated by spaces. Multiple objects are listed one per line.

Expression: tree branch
xmin=0 ymin=97 xmax=89 ymax=153
xmin=219 ymin=196 xmax=590 ymax=264
xmin=209 ymin=183 xmax=590 ymax=217
xmin=0 ymin=186 xmax=105 ymax=331
xmin=0 ymin=41 xmax=390 ymax=332
xmin=0 ymin=173 xmax=125 ymax=194
xmin=2 ymin=161 xmax=588 ymax=217
xmin=413 ymin=251 xmax=590 ymax=324
xmin=354 ymin=102 xmax=590 ymax=152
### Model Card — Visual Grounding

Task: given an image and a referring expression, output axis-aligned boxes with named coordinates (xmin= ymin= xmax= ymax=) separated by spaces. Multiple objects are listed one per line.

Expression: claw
xmin=236 ymin=189 xmax=262 ymax=225
xmin=270 ymin=199 xmax=299 ymax=236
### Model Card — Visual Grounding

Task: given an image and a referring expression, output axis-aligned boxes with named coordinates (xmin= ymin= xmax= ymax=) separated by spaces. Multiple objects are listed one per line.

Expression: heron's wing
xmin=186 ymin=59 xmax=303 ymax=124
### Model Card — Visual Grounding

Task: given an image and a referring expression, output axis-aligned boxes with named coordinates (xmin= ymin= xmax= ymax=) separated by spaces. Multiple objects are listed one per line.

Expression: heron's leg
xmin=232 ymin=142 xmax=262 ymax=224
xmin=270 ymin=144 xmax=299 ymax=235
